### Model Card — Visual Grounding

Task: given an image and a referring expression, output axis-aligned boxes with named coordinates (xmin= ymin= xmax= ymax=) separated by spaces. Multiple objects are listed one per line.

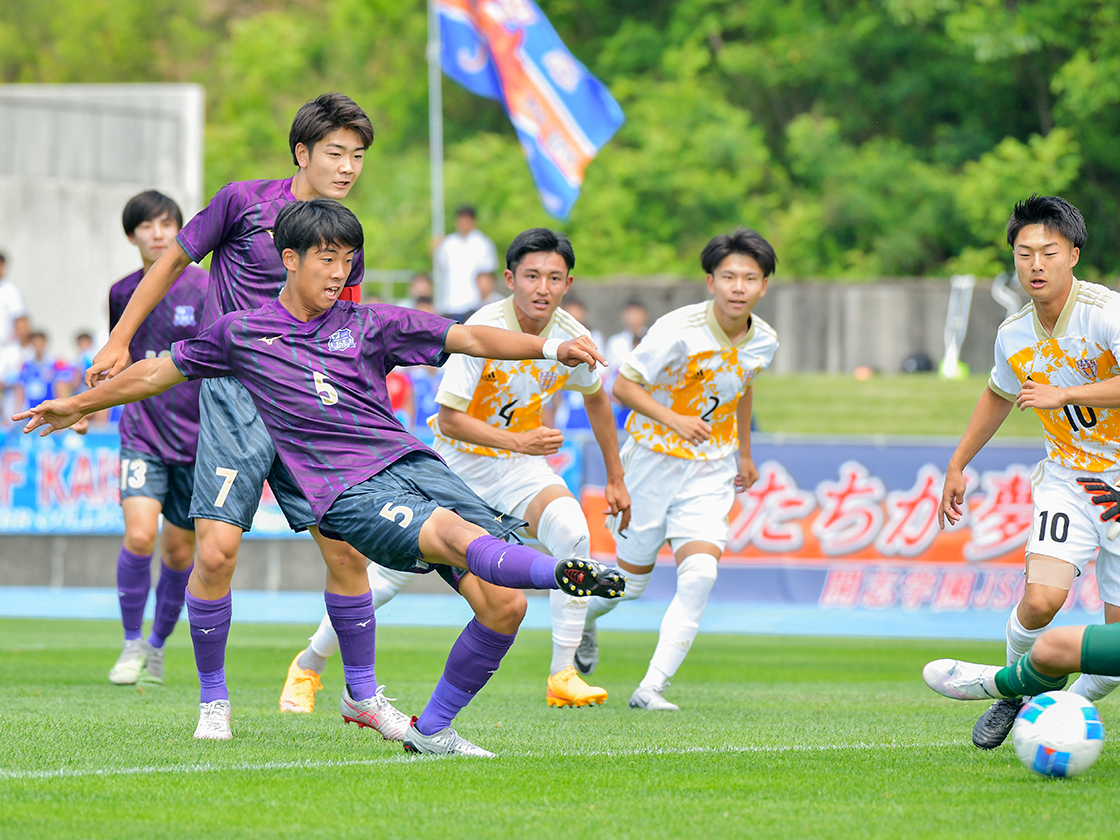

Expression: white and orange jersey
xmin=428 ymin=296 xmax=602 ymax=458
xmin=619 ymin=300 xmax=778 ymax=461
xmin=989 ymin=278 xmax=1120 ymax=471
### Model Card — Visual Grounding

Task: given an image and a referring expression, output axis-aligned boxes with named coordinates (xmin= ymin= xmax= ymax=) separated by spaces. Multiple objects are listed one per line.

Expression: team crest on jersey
xmin=538 ymin=370 xmax=559 ymax=390
xmin=328 ymin=328 xmax=357 ymax=352
xmin=1076 ymin=357 xmax=1098 ymax=380
xmin=172 ymin=306 xmax=196 ymax=327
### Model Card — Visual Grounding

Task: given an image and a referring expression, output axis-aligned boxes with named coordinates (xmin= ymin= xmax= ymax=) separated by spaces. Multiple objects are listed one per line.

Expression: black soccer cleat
xmin=972 ymin=697 xmax=1023 ymax=749
xmin=555 ymin=559 xmax=626 ymax=599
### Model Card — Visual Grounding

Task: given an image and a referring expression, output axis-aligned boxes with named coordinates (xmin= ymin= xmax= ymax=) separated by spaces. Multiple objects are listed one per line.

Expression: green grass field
xmin=1 ymin=618 xmax=1115 ymax=840
xmin=753 ymin=374 xmax=1043 ymax=439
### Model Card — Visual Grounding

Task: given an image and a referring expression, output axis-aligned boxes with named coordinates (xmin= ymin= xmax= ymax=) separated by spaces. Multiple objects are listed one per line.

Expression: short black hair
xmin=0 ymin=252 xmax=6 ymax=264
xmin=289 ymin=93 xmax=374 ymax=166
xmin=273 ymin=199 xmax=364 ymax=260
xmin=700 ymin=228 xmax=777 ymax=277
xmin=122 ymin=190 xmax=183 ymax=236
xmin=1007 ymin=194 xmax=1087 ymax=249
xmin=455 ymin=205 xmax=477 ymax=218
xmin=505 ymin=228 xmax=575 ymax=274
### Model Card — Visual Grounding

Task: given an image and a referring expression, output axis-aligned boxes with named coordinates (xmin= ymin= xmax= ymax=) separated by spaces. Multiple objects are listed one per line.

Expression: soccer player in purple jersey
xmin=107 ymin=191 xmax=208 ymax=687
xmin=21 ymin=199 xmax=626 ymax=756
xmin=82 ymin=94 xmax=392 ymax=740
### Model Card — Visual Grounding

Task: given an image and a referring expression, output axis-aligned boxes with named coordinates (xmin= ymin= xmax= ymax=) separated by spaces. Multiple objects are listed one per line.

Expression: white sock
xmin=298 ymin=563 xmax=413 ymax=671
xmin=1007 ymin=608 xmax=1046 ymax=667
xmin=535 ymin=496 xmax=593 ymax=675
xmin=585 ymin=568 xmax=651 ymax=625
xmin=640 ymin=554 xmax=718 ymax=689
xmin=1068 ymin=672 xmax=1120 ymax=702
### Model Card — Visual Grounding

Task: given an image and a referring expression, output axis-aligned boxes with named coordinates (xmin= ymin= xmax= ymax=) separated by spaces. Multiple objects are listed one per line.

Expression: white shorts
xmin=432 ymin=439 xmax=568 ymax=520
xmin=609 ymin=437 xmax=735 ymax=564
xmin=1028 ymin=459 xmax=1120 ymax=605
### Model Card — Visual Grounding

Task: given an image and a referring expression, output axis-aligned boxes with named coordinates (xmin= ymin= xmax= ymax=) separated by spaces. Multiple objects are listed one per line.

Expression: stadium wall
xmin=573 ymin=278 xmax=1012 ymax=376
xmin=0 ymin=84 xmax=204 ymax=348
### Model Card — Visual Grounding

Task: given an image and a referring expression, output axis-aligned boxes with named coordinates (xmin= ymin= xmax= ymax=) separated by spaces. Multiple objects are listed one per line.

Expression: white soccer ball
xmin=1011 ymin=690 xmax=1105 ymax=778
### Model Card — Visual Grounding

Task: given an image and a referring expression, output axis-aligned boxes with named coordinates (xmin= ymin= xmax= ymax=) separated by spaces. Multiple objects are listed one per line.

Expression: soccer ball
xmin=1011 ymin=691 xmax=1104 ymax=778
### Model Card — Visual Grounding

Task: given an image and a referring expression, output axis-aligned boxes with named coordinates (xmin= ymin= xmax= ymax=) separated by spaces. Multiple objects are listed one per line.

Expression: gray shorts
xmin=319 ymin=451 xmax=524 ymax=590
xmin=189 ymin=377 xmax=315 ymax=532
xmin=119 ymin=448 xmax=195 ymax=531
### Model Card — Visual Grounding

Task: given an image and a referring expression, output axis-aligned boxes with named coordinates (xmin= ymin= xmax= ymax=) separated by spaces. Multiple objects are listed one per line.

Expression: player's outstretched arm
xmin=1017 ymin=375 xmax=1120 ymax=411
xmin=939 ymin=386 xmax=1013 ymax=528
xmin=613 ymin=374 xmax=712 ymax=445
xmin=584 ymin=385 xmax=631 ymax=531
xmin=436 ymin=404 xmax=564 ymax=456
xmin=17 ymin=357 xmax=187 ymax=437
xmin=445 ymin=324 xmax=607 ymax=371
xmin=86 ymin=242 xmax=193 ymax=387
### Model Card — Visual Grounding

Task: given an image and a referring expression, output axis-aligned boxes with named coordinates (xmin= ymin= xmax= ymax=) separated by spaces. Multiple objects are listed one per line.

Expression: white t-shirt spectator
xmin=0 ymin=277 xmax=26 ymax=347
xmin=434 ymin=229 xmax=498 ymax=315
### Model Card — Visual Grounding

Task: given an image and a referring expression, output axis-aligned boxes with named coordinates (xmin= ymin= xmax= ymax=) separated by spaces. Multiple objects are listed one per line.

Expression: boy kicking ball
xmin=577 ymin=228 xmax=779 ymax=710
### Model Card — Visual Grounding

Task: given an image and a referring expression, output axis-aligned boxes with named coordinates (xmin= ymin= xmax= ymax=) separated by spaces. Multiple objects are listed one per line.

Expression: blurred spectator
xmin=71 ymin=332 xmax=96 ymax=390
xmin=0 ymin=252 xmax=31 ymax=402
xmin=433 ymin=205 xmax=497 ymax=319
xmin=386 ymin=368 xmax=415 ymax=429
xmin=12 ymin=330 xmax=73 ymax=413
xmin=605 ymin=299 xmax=649 ymax=368
xmin=400 ymin=273 xmax=434 ymax=308
xmin=544 ymin=295 xmax=600 ymax=433
xmin=409 ymin=364 xmax=443 ymax=442
xmin=561 ymin=295 xmax=604 ymax=351
xmin=474 ymin=271 xmax=505 ymax=309
xmin=414 ymin=295 xmax=436 ymax=315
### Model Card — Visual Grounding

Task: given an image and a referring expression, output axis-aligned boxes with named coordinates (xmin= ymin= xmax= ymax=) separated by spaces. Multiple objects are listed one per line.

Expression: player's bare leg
xmin=1067 ymin=601 xmax=1120 ymax=700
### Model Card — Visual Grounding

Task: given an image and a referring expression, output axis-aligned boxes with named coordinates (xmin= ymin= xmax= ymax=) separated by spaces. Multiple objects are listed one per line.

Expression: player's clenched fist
xmin=516 ymin=426 xmax=565 ymax=456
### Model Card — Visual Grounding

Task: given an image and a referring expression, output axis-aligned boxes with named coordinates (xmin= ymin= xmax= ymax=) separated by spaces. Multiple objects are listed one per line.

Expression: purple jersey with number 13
xmin=171 ymin=300 xmax=455 ymax=519
xmin=176 ymin=178 xmax=365 ymax=329
xmin=109 ymin=265 xmax=208 ymax=464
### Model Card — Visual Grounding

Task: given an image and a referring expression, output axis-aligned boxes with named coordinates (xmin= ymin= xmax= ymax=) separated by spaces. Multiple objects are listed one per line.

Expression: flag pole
xmin=427 ymin=0 xmax=446 ymax=305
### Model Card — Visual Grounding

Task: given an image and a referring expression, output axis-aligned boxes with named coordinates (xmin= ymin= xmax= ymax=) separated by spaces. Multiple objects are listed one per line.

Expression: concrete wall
xmin=570 ymin=277 xmax=1018 ymax=376
xmin=0 ymin=84 xmax=204 ymax=352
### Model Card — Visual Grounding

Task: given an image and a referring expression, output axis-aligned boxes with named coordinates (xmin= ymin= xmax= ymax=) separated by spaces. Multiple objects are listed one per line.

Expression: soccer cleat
xmin=629 ymin=683 xmax=679 ymax=711
xmin=402 ymin=717 xmax=495 ymax=758
xmin=922 ymin=659 xmax=1006 ymax=701
xmin=972 ymin=697 xmax=1024 ymax=750
xmin=573 ymin=624 xmax=599 ymax=676
xmin=555 ymin=559 xmax=626 ymax=599
xmin=547 ymin=665 xmax=608 ymax=708
xmin=193 ymin=699 xmax=233 ymax=740
xmin=137 ymin=641 xmax=164 ymax=685
xmin=340 ymin=684 xmax=411 ymax=741
xmin=279 ymin=654 xmax=323 ymax=713
xmin=109 ymin=638 xmax=147 ymax=685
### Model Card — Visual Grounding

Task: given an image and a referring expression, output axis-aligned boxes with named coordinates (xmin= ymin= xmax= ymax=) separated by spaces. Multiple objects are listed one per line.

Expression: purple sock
xmin=116 ymin=547 xmax=152 ymax=641
xmin=186 ymin=591 xmax=231 ymax=703
xmin=324 ymin=590 xmax=378 ymax=701
xmin=148 ymin=563 xmax=192 ymax=648
xmin=464 ymin=535 xmax=558 ymax=590
xmin=415 ymin=618 xmax=516 ymax=735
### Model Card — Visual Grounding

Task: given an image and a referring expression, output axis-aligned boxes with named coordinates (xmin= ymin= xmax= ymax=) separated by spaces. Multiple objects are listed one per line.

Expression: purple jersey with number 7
xmin=171 ymin=300 xmax=455 ymax=519
xmin=176 ymin=178 xmax=365 ymax=329
xmin=109 ymin=265 xmax=208 ymax=464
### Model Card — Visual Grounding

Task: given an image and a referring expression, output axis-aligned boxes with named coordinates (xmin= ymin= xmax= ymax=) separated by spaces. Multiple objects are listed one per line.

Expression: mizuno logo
xmin=198 ymin=628 xmax=215 ymax=635
xmin=259 ymin=335 xmax=282 ymax=345
xmin=497 ymin=552 xmax=506 ymax=569
xmin=357 ymin=620 xmax=371 ymax=627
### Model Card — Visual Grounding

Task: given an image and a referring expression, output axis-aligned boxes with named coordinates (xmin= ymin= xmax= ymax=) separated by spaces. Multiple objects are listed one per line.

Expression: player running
xmin=576 ymin=228 xmax=779 ymax=711
xmin=939 ymin=194 xmax=1120 ymax=750
xmin=106 ymin=191 xmax=208 ymax=686
xmin=82 ymin=94 xmax=393 ymax=740
xmin=279 ymin=227 xmax=630 ymax=712
xmin=19 ymin=199 xmax=625 ymax=757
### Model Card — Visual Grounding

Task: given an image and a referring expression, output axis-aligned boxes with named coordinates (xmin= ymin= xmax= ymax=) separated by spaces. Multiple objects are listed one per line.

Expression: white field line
xmin=1 ymin=740 xmax=963 ymax=782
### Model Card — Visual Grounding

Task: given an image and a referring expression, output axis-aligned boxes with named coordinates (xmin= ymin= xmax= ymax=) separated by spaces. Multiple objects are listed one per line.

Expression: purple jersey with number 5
xmin=171 ymin=300 xmax=454 ymax=519
xmin=176 ymin=178 xmax=365 ymax=329
xmin=109 ymin=265 xmax=208 ymax=464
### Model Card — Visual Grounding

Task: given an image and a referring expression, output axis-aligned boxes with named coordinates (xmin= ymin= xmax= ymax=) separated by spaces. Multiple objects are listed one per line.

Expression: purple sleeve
xmin=347 ymin=248 xmax=365 ymax=289
xmin=176 ymin=183 xmax=240 ymax=264
xmin=370 ymin=306 xmax=454 ymax=371
xmin=108 ymin=284 xmax=125 ymax=332
xmin=171 ymin=313 xmax=237 ymax=380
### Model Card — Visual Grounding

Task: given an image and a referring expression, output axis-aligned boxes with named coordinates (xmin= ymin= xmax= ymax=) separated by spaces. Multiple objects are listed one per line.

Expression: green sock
xmin=1080 ymin=623 xmax=1120 ymax=676
xmin=994 ymin=653 xmax=1068 ymax=698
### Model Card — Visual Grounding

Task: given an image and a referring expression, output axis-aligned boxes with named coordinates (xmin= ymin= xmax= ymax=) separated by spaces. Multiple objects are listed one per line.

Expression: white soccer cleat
xmin=403 ymin=719 xmax=495 ymax=758
xmin=628 ymin=684 xmax=679 ymax=711
xmin=109 ymin=638 xmax=147 ymax=685
xmin=340 ymin=685 xmax=412 ymax=741
xmin=922 ymin=659 xmax=1006 ymax=701
xmin=193 ymin=699 xmax=233 ymax=740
